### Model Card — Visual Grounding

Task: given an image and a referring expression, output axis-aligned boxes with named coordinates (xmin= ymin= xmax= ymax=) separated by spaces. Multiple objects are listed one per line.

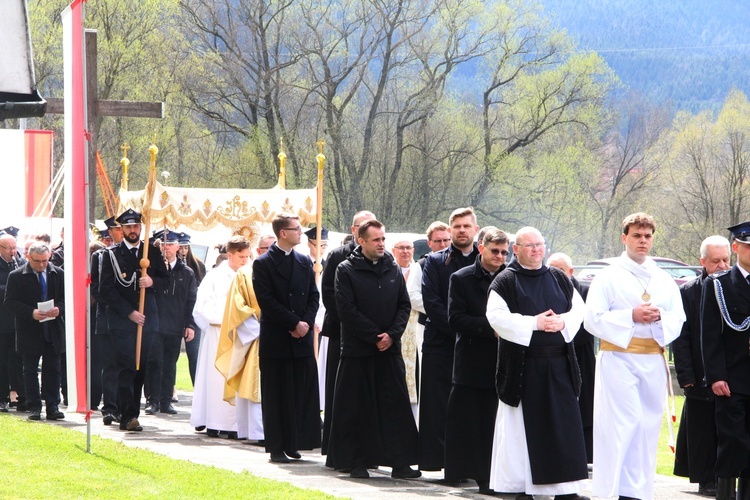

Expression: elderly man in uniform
xmin=673 ymin=235 xmax=730 ymax=497
xmin=487 ymin=227 xmax=588 ymax=499
xmin=702 ymin=222 xmax=750 ymax=500
xmin=98 ymin=209 xmax=169 ymax=431
xmin=585 ymin=212 xmax=685 ymax=500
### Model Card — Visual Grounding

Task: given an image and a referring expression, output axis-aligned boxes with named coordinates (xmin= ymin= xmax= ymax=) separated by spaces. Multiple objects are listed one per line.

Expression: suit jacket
xmin=447 ymin=256 xmax=501 ymax=388
xmin=4 ymin=262 xmax=65 ymax=356
xmin=252 ymin=243 xmax=319 ymax=359
xmin=98 ymin=240 xmax=169 ymax=334
xmin=702 ymin=265 xmax=750 ymax=395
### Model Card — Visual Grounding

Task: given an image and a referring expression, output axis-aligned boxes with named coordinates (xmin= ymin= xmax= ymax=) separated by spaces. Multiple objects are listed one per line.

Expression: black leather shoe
xmin=350 ymin=466 xmax=369 ymax=478
xmin=28 ymin=409 xmax=41 ymax=420
xmin=46 ymin=407 xmax=65 ymax=420
xmin=270 ymin=452 xmax=290 ymax=464
xmin=286 ymin=450 xmax=301 ymax=459
xmin=555 ymin=495 xmax=589 ymax=500
xmin=144 ymin=402 xmax=159 ymax=415
xmin=698 ymin=481 xmax=717 ymax=497
xmin=102 ymin=413 xmax=116 ymax=426
xmin=0 ymin=401 xmax=8 ymax=412
xmin=392 ymin=466 xmax=421 ymax=479
xmin=160 ymin=403 xmax=177 ymax=414
xmin=206 ymin=428 xmax=219 ymax=438
xmin=120 ymin=418 xmax=142 ymax=431
xmin=16 ymin=401 xmax=28 ymax=412
xmin=195 ymin=425 xmax=206 ymax=432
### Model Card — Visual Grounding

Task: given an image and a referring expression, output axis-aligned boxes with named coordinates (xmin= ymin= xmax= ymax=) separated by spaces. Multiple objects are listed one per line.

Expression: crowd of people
xmin=4 ymin=207 xmax=750 ymax=500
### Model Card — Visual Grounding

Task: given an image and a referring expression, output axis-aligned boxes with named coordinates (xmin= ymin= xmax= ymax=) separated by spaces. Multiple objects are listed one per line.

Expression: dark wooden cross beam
xmin=44 ymin=29 xmax=164 ymax=221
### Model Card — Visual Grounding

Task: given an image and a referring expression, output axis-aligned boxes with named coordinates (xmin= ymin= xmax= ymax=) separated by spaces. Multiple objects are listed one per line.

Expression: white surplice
xmin=190 ymin=261 xmax=241 ymax=433
xmin=584 ymin=253 xmax=685 ymax=500
xmin=486 ymin=288 xmax=587 ymax=496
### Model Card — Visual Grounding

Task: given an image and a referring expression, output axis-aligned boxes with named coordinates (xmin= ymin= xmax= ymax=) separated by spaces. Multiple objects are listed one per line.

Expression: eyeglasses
xmin=430 ymin=238 xmax=451 ymax=244
xmin=0 ymin=245 xmax=17 ymax=252
xmin=394 ymin=245 xmax=413 ymax=251
xmin=488 ymin=248 xmax=509 ymax=256
xmin=281 ymin=227 xmax=302 ymax=233
xmin=516 ymin=242 xmax=545 ymax=249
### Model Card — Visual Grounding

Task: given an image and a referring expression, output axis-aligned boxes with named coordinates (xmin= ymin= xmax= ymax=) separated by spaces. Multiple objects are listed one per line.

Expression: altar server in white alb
xmin=191 ymin=236 xmax=263 ymax=440
xmin=584 ymin=212 xmax=685 ymax=500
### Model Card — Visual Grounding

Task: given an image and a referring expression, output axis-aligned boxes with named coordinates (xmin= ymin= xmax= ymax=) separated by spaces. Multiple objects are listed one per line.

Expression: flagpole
xmin=135 ymin=138 xmax=158 ymax=370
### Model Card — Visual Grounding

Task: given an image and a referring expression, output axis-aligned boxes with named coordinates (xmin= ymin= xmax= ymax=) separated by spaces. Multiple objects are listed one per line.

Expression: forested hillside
xmin=541 ymin=0 xmax=750 ymax=111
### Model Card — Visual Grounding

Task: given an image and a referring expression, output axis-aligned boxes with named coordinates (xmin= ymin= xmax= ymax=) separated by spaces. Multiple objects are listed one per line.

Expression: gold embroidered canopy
xmin=118 ymin=182 xmax=318 ymax=232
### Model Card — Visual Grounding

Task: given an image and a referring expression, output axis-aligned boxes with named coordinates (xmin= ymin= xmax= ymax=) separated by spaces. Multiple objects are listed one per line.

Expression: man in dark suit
xmin=673 ymin=235 xmax=730 ymax=497
xmin=98 ymin=209 xmax=169 ymax=432
xmin=444 ymin=228 xmax=508 ymax=493
xmin=4 ymin=241 xmax=65 ymax=421
xmin=702 ymin=222 xmax=750 ymax=500
xmin=252 ymin=213 xmax=321 ymax=463
xmin=0 ymin=232 xmax=26 ymax=413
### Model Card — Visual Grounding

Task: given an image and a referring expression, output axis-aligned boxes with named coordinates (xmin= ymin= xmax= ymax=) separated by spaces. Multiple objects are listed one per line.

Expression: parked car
xmin=576 ymin=257 xmax=701 ymax=285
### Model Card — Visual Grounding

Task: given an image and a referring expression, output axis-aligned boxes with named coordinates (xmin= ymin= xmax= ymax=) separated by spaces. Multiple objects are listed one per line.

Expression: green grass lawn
xmin=175 ymin=351 xmax=192 ymax=392
xmin=657 ymin=395 xmax=684 ymax=476
xmin=0 ymin=414 xmax=334 ymax=500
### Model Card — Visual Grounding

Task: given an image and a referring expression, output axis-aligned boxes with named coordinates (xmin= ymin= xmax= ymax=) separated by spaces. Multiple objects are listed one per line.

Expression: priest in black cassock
xmin=252 ymin=213 xmax=321 ymax=464
xmin=445 ymin=228 xmax=509 ymax=494
xmin=327 ymin=219 xmax=420 ymax=479
xmin=486 ymin=226 xmax=589 ymax=500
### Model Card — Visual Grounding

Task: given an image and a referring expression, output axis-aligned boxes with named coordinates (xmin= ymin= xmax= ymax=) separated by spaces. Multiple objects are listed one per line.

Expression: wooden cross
xmin=44 ymin=30 xmax=164 ymax=221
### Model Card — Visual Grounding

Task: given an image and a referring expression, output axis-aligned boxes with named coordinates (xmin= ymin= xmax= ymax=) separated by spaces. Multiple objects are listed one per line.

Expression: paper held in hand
xmin=37 ymin=299 xmax=55 ymax=322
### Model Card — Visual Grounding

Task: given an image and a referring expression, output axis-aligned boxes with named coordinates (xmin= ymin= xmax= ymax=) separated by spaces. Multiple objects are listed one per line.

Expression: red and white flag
xmin=62 ymin=0 xmax=90 ymax=414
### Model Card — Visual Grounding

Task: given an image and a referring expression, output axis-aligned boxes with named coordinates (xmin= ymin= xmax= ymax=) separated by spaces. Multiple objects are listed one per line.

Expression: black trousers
xmin=102 ymin=329 xmax=153 ymax=423
xmin=146 ymin=332 xmax=182 ymax=406
xmin=89 ymin=311 xmax=103 ymax=409
xmin=21 ymin=341 xmax=61 ymax=411
xmin=674 ymin=396 xmax=717 ymax=483
xmin=98 ymin=333 xmax=119 ymax=416
xmin=184 ymin=327 xmax=201 ymax=387
xmin=716 ymin=392 xmax=750 ymax=478
xmin=0 ymin=329 xmax=24 ymax=403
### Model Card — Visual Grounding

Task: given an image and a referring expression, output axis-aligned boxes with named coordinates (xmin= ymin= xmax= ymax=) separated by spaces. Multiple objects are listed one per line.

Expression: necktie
xmin=131 ymin=247 xmax=139 ymax=259
xmin=38 ymin=271 xmax=47 ymax=301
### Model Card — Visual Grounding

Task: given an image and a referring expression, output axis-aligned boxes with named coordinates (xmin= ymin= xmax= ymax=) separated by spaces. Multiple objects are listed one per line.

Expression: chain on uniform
xmin=106 ymin=248 xmax=137 ymax=288
xmin=713 ymin=279 xmax=750 ymax=331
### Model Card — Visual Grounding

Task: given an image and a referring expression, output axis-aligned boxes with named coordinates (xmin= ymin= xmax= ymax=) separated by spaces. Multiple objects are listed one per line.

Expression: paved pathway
xmin=14 ymin=392 xmax=701 ymax=500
